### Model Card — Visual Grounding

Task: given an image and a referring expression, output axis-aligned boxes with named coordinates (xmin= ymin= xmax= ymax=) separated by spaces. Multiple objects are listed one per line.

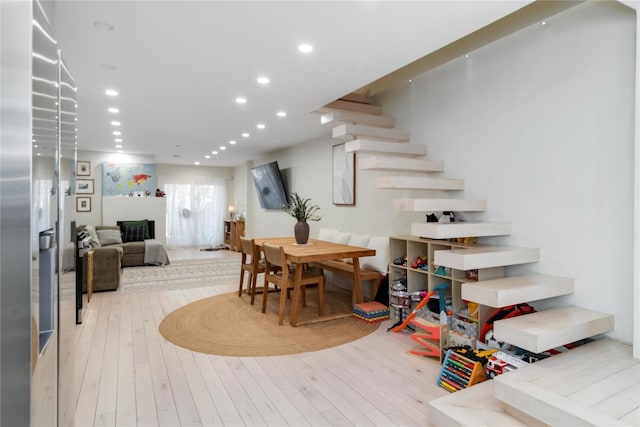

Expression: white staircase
xmin=410 ymin=222 xmax=511 ymax=239
xmin=430 ymin=339 xmax=637 ymax=427
xmin=317 ymin=97 xmax=618 ymax=425
xmin=359 ymin=156 xmax=444 ymax=172
xmin=461 ymin=274 xmax=575 ymax=307
xmin=333 ymin=123 xmax=411 ymax=142
xmin=434 ymin=246 xmax=540 ymax=270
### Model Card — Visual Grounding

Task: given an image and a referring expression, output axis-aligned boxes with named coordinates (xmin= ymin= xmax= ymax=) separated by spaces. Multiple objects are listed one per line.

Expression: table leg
xmin=352 ymin=257 xmax=364 ymax=305
xmin=290 ymin=263 xmax=303 ymax=326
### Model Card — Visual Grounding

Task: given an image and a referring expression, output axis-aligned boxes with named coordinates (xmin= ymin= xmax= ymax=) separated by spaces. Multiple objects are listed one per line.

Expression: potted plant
xmin=285 ymin=192 xmax=321 ymax=244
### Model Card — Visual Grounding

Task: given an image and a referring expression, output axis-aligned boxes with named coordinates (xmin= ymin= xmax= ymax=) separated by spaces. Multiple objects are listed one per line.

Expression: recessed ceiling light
xmin=111 ymin=121 xmax=120 ymax=126
xmin=235 ymin=97 xmax=247 ymax=104
xmin=229 ymin=140 xmax=237 ymax=145
xmin=93 ymin=21 xmax=114 ymax=31
xmin=541 ymin=20 xmax=547 ymax=26
xmin=277 ymin=111 xmax=287 ymax=118
xmin=33 ymin=144 xmax=38 ymax=148
xmin=242 ymin=132 xmax=250 ymax=138
xmin=220 ymin=146 xmax=226 ymax=150
xmin=194 ymin=161 xmax=200 ymax=165
xmin=212 ymin=151 xmax=218 ymax=155
xmin=465 ymin=54 xmax=470 ymax=59
xmin=298 ymin=43 xmax=313 ymax=53
xmin=114 ymin=138 xmax=122 ymax=143
xmin=257 ymin=76 xmax=270 ymax=85
xmin=113 ymin=131 xmax=121 ymax=136
xmin=256 ymin=123 xmax=265 ymax=130
xmin=205 ymin=155 xmax=211 ymax=159
xmin=108 ymin=107 xmax=119 ymax=113
xmin=115 ymin=144 xmax=123 ymax=149
xmin=37 ymin=153 xmax=41 ymax=156
xmin=105 ymin=89 xmax=118 ymax=96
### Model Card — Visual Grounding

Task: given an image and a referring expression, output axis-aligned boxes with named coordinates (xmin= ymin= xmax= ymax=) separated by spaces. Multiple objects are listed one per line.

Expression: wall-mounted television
xmin=250 ymin=161 xmax=289 ymax=209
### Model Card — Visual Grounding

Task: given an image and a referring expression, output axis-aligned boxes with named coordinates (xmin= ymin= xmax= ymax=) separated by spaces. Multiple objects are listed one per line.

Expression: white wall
xmin=76 ymin=150 xmax=234 ymax=235
xmin=244 ymin=136 xmax=425 ymax=239
xmin=102 ymin=197 xmax=168 ymax=244
xmin=386 ymin=0 xmax=635 ymax=342
xmin=242 ymin=2 xmax=636 ymax=343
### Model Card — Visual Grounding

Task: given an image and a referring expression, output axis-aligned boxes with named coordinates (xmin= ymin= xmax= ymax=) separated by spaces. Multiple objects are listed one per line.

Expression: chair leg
xmin=238 ymin=268 xmax=246 ymax=297
xmin=261 ymin=276 xmax=269 ymax=313
xmin=317 ymin=277 xmax=324 ymax=316
xmin=278 ymin=285 xmax=288 ymax=325
xmin=249 ymin=271 xmax=258 ymax=305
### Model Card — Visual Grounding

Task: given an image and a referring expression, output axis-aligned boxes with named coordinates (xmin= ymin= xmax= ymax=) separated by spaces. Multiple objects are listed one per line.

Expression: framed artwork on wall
xmin=76 ymin=160 xmax=91 ymax=176
xmin=76 ymin=178 xmax=94 ymax=194
xmin=76 ymin=197 xmax=91 ymax=212
xmin=332 ymin=143 xmax=355 ymax=205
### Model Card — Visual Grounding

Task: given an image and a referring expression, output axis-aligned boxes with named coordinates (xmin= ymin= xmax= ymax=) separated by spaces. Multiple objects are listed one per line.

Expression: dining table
xmin=253 ymin=237 xmax=376 ymax=326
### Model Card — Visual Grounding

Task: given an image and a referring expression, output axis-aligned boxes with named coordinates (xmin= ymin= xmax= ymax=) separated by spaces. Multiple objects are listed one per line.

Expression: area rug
xmin=158 ymin=288 xmax=380 ymax=356
xmin=121 ymin=254 xmax=242 ymax=293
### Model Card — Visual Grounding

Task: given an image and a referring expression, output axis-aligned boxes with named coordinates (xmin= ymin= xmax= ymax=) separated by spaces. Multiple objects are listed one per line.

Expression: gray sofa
xmin=81 ymin=220 xmax=168 ymax=292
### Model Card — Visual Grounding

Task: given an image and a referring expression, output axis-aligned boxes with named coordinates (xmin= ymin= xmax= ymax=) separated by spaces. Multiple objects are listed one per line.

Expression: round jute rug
xmin=158 ymin=289 xmax=380 ymax=357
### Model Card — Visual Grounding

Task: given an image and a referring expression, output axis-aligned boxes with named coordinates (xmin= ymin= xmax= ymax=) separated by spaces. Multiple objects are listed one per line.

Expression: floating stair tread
xmin=434 ymin=246 xmax=540 ymax=270
xmin=377 ymin=176 xmax=464 ymax=191
xmin=320 ymin=110 xmax=395 ymax=128
xmin=345 ymin=139 xmax=426 ymax=157
xmin=333 ymin=123 xmax=410 ymax=142
xmin=359 ymin=156 xmax=444 ymax=172
xmin=319 ymin=100 xmax=383 ymax=115
xmin=428 ymin=380 xmax=532 ymax=427
xmin=411 ymin=222 xmax=511 ymax=239
xmin=494 ymin=306 xmax=614 ymax=354
xmin=394 ymin=198 xmax=487 ymax=212
xmin=494 ymin=339 xmax=634 ymax=427
xmin=462 ymin=274 xmax=575 ymax=308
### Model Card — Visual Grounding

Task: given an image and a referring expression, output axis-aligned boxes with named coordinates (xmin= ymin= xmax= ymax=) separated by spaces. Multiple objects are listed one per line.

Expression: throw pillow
xmin=84 ymin=224 xmax=101 ymax=248
xmin=119 ymin=220 xmax=150 ymax=240
xmin=123 ymin=224 xmax=146 ymax=242
xmin=345 ymin=234 xmax=371 ymax=264
xmin=96 ymin=229 xmax=123 ymax=246
xmin=362 ymin=235 xmax=388 ymax=274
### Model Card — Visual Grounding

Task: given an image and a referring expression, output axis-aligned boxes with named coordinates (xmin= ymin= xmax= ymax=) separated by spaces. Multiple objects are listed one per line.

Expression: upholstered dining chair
xmin=238 ymin=236 xmax=269 ymax=304
xmin=261 ymin=242 xmax=324 ymax=325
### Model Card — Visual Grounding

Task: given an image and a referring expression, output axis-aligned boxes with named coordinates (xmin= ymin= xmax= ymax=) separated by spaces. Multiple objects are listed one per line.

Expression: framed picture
xmin=332 ymin=143 xmax=355 ymax=205
xmin=76 ymin=160 xmax=91 ymax=176
xmin=76 ymin=197 xmax=91 ymax=212
xmin=76 ymin=179 xmax=94 ymax=194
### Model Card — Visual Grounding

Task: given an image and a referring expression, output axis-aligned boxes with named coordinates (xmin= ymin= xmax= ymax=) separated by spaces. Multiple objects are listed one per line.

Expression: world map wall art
xmin=102 ymin=162 xmax=157 ymax=196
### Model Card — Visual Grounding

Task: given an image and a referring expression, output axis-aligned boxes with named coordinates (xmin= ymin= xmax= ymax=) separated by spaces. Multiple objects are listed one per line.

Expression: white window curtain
xmin=164 ymin=180 xmax=226 ymax=248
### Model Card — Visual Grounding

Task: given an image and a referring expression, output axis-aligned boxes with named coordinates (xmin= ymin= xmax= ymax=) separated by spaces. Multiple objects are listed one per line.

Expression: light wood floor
xmin=73 ymin=248 xmax=449 ymax=426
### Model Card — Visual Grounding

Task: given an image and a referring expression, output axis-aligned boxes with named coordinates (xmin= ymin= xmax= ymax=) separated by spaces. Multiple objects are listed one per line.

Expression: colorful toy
xmin=437 ymin=349 xmax=487 ymax=392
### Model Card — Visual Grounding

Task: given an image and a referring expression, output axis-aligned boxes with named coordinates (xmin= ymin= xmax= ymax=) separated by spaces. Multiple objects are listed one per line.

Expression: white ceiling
xmin=52 ymin=1 xmax=531 ymax=167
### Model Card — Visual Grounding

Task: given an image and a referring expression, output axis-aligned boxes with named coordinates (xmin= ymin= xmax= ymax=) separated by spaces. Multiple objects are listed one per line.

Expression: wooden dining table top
xmin=253 ymin=237 xmax=376 ymax=263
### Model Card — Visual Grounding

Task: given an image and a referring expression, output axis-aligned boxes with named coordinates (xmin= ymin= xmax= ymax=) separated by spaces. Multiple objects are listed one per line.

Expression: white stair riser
xmin=333 ymin=123 xmax=410 ymax=142
xmin=359 ymin=156 xmax=444 ymax=172
xmin=320 ymin=111 xmax=395 ymax=128
xmin=411 ymin=222 xmax=511 ymax=239
xmin=434 ymin=247 xmax=540 ymax=270
xmin=462 ymin=274 xmax=575 ymax=308
xmin=394 ymin=198 xmax=487 ymax=212
xmin=345 ymin=139 xmax=426 ymax=157
xmin=377 ymin=176 xmax=464 ymax=190
xmin=494 ymin=306 xmax=614 ymax=353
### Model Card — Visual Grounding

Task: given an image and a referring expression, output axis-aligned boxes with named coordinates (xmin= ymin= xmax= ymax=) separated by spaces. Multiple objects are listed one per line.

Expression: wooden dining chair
xmin=238 ymin=236 xmax=267 ymax=304
xmin=261 ymin=242 xmax=324 ymax=325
